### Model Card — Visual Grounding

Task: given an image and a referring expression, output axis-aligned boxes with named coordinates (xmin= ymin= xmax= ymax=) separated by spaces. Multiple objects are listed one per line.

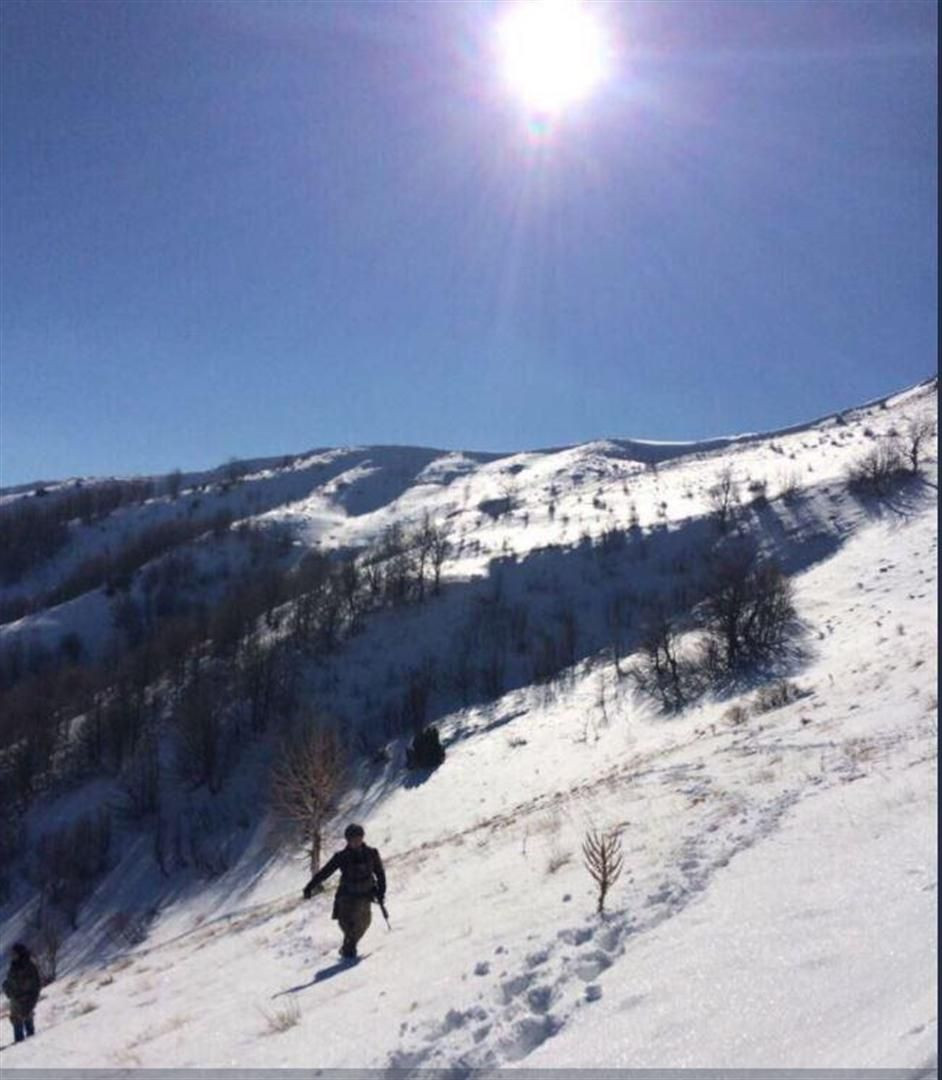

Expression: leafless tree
xmin=498 ymin=474 xmax=519 ymax=513
xmin=116 ymin=734 xmax=160 ymax=820
xmin=35 ymin=902 xmax=64 ymax=984
xmin=700 ymin=545 xmax=795 ymax=673
xmin=845 ymin=441 xmax=907 ymax=495
xmin=633 ymin=603 xmax=686 ymax=710
xmin=777 ymin=469 xmax=802 ymax=502
xmin=556 ymin=606 xmax=578 ymax=671
xmin=402 ymin=661 xmax=435 ymax=734
xmin=428 ymin=521 xmax=451 ymax=595
xmin=339 ymin=557 xmax=362 ymax=627
xmin=900 ymin=416 xmax=936 ymax=475
xmin=270 ymin=718 xmax=346 ymax=875
xmin=174 ymin=675 xmax=225 ymax=793
xmin=707 ymin=465 xmax=740 ymax=533
xmin=166 ymin=469 xmax=183 ymax=499
xmin=582 ymin=828 xmax=624 ymax=915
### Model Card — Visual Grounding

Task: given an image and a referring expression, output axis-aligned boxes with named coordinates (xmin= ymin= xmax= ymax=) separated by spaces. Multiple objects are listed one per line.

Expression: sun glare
xmin=497 ymin=0 xmax=610 ymax=115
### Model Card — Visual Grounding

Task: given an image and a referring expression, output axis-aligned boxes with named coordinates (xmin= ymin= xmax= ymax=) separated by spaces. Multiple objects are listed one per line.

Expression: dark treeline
xmin=0 ymin=477 xmax=167 ymax=587
xmin=0 ymin=512 xmax=451 ymax=822
xmin=0 ymin=508 xmax=235 ymax=627
xmin=0 ymin=510 xmax=460 ymax=924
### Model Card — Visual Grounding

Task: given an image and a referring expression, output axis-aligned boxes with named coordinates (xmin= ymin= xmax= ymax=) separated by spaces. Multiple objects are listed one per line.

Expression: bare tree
xmin=633 ymin=603 xmax=686 ymax=711
xmin=335 ymin=556 xmax=362 ymax=630
xmin=582 ymin=828 xmax=624 ymax=915
xmin=270 ymin=719 xmax=346 ymax=875
xmin=166 ymin=469 xmax=183 ymax=499
xmin=498 ymin=474 xmax=519 ymax=513
xmin=35 ymin=902 xmax=64 ymax=984
xmin=900 ymin=416 xmax=936 ymax=475
xmin=845 ymin=441 xmax=906 ymax=495
xmin=707 ymin=465 xmax=740 ymax=533
xmin=428 ymin=521 xmax=451 ymax=595
xmin=174 ymin=675 xmax=225 ymax=793
xmin=700 ymin=545 xmax=795 ymax=673
xmin=116 ymin=734 xmax=160 ymax=819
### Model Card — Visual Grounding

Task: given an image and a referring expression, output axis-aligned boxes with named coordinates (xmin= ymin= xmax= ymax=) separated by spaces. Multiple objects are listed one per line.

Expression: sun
xmin=497 ymin=0 xmax=610 ymax=115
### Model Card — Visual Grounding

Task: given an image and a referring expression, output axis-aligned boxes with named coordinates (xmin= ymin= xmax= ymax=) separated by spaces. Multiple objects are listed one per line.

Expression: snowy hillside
xmin=0 ymin=379 xmax=936 ymax=1071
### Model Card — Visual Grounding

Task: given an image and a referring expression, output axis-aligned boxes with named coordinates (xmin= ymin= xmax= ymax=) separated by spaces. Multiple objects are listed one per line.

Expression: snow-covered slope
xmin=0 ymin=379 xmax=936 ymax=1070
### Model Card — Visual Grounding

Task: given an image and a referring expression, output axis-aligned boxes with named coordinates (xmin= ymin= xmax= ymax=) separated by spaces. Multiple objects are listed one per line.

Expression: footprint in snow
xmin=500 ymin=972 xmax=534 ymax=1003
xmin=571 ymin=948 xmax=615 ymax=982
xmin=526 ymin=984 xmax=555 ymax=1014
xmin=499 ymin=1014 xmax=562 ymax=1062
xmin=556 ymin=925 xmax=594 ymax=946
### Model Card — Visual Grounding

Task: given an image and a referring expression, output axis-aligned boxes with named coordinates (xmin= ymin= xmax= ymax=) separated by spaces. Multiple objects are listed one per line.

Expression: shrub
xmin=723 ymin=703 xmax=749 ymax=726
xmin=747 ymin=478 xmax=768 ymax=507
xmin=707 ymin=465 xmax=740 ymax=532
xmin=582 ymin=828 xmax=623 ymax=915
xmin=258 ymin=999 xmax=300 ymax=1034
xmin=630 ymin=604 xmax=687 ymax=712
xmin=754 ymin=679 xmax=802 ymax=713
xmin=845 ymin=442 xmax=907 ymax=495
xmin=406 ymin=726 xmax=445 ymax=770
xmin=700 ymin=545 xmax=796 ymax=674
xmin=778 ymin=470 xmax=801 ymax=502
xmin=35 ymin=809 xmax=113 ymax=927
xmin=104 ymin=909 xmax=156 ymax=949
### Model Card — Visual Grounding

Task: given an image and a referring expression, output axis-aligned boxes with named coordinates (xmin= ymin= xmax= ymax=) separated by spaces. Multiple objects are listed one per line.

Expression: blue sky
xmin=1 ymin=0 xmax=936 ymax=486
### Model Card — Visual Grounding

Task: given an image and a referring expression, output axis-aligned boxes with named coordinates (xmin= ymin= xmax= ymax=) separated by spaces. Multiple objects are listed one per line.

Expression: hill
xmin=0 ymin=378 xmax=936 ymax=1070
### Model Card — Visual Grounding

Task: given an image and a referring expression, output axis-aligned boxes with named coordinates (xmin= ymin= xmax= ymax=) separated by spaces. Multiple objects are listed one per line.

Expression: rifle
xmin=375 ymin=895 xmax=391 ymax=929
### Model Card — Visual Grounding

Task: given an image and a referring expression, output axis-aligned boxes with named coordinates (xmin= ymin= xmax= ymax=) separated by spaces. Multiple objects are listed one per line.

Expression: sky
xmin=0 ymin=0 xmax=937 ymax=486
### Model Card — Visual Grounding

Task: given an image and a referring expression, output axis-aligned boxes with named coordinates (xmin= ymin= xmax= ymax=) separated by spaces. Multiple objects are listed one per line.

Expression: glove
xmin=302 ymin=885 xmax=312 ymax=900
xmin=375 ymin=891 xmax=386 ymax=905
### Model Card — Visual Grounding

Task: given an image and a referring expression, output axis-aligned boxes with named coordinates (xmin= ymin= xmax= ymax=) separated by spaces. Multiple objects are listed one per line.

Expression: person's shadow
xmin=272 ymin=957 xmax=360 ymax=997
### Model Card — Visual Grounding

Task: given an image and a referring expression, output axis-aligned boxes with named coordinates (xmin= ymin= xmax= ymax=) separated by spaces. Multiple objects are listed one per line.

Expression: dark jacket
xmin=304 ymin=844 xmax=386 ymax=902
xmin=2 ymin=954 xmax=41 ymax=1014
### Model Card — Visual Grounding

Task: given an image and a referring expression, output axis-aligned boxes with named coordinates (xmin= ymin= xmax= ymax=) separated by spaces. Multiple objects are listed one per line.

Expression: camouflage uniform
xmin=304 ymin=844 xmax=386 ymax=958
xmin=2 ymin=947 xmax=40 ymax=1042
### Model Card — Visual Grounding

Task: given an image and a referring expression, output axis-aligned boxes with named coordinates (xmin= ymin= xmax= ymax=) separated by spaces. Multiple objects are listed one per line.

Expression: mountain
xmin=0 ymin=378 xmax=936 ymax=1070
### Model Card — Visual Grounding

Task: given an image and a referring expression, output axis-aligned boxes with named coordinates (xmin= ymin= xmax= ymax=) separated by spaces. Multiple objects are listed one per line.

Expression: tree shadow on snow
xmin=848 ymin=472 xmax=936 ymax=527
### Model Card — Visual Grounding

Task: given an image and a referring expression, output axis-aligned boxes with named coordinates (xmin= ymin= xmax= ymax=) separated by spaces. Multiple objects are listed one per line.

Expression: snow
xmin=0 ymin=378 xmax=936 ymax=1071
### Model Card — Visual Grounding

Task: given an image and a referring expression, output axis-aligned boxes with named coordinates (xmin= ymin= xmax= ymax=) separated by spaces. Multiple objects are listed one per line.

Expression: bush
xmin=259 ymin=999 xmax=300 ymax=1034
xmin=707 ymin=466 xmax=740 ymax=532
xmin=754 ymin=679 xmax=802 ymax=713
xmin=845 ymin=442 xmax=907 ymax=495
xmin=700 ymin=545 xmax=796 ymax=674
xmin=723 ymin=703 xmax=749 ymax=726
xmin=406 ymin=726 xmax=445 ymax=770
xmin=630 ymin=603 xmax=688 ymax=712
xmin=34 ymin=810 xmax=113 ymax=928
xmin=104 ymin=909 xmax=156 ymax=949
xmin=747 ymin=478 xmax=769 ymax=507
xmin=778 ymin=470 xmax=801 ymax=502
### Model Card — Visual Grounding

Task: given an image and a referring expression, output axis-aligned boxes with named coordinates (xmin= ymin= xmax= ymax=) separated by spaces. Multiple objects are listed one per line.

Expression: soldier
xmin=303 ymin=823 xmax=386 ymax=959
xmin=2 ymin=943 xmax=41 ymax=1043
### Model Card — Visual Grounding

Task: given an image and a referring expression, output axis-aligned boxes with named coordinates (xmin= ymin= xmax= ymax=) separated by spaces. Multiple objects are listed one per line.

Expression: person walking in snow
xmin=302 ymin=823 xmax=386 ymax=959
xmin=2 ymin=943 xmax=41 ymax=1044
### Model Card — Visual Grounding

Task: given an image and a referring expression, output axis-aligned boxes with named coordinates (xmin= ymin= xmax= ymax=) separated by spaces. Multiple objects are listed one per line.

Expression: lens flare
xmin=497 ymin=0 xmax=610 ymax=115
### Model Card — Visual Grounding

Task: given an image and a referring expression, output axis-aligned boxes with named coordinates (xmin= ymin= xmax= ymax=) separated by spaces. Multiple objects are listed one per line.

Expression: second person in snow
xmin=303 ymin=823 xmax=386 ymax=959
